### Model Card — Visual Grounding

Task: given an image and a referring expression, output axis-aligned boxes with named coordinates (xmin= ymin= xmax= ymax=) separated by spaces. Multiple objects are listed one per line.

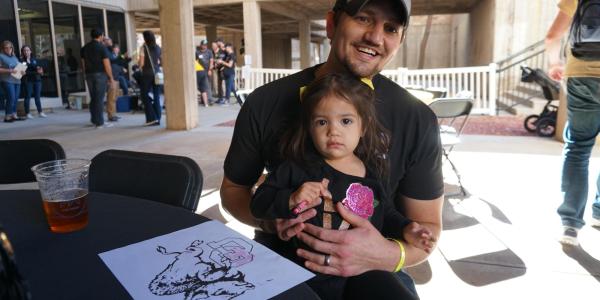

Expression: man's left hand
xmin=296 ymin=202 xmax=398 ymax=277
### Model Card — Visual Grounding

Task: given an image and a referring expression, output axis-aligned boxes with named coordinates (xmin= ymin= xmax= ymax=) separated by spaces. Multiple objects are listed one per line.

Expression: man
xmin=103 ymin=37 xmax=121 ymax=122
xmin=221 ymin=0 xmax=443 ymax=297
xmin=81 ymin=28 xmax=115 ymax=128
xmin=545 ymin=0 xmax=600 ymax=246
xmin=196 ymin=40 xmax=213 ymax=107
xmin=111 ymin=44 xmax=131 ymax=96
xmin=214 ymin=38 xmax=227 ymax=104
xmin=210 ymin=41 xmax=220 ymax=99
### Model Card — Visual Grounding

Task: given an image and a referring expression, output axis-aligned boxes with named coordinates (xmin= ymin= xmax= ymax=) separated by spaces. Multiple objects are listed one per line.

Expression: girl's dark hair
xmin=20 ymin=45 xmax=32 ymax=59
xmin=143 ymin=30 xmax=156 ymax=47
xmin=282 ymin=73 xmax=390 ymax=178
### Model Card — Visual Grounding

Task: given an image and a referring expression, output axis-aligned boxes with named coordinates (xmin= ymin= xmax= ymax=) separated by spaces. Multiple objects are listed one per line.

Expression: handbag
xmin=144 ymin=44 xmax=164 ymax=85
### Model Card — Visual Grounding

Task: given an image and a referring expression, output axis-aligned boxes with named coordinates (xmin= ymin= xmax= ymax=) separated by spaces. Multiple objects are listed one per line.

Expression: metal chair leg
xmin=443 ymin=149 xmax=466 ymax=196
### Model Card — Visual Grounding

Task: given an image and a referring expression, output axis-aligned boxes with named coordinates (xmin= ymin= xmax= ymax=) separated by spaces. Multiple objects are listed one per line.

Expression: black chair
xmin=429 ymin=98 xmax=474 ymax=196
xmin=0 ymin=139 xmax=66 ymax=184
xmin=89 ymin=150 xmax=203 ymax=212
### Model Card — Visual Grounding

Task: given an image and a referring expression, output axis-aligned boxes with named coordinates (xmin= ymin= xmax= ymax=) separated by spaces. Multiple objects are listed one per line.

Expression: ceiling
xmin=134 ymin=0 xmax=482 ymax=39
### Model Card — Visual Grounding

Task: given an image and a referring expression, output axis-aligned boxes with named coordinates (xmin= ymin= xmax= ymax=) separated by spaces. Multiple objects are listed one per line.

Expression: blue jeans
xmin=24 ymin=81 xmax=42 ymax=114
xmin=224 ymin=73 xmax=236 ymax=100
xmin=117 ymin=75 xmax=128 ymax=95
xmin=1 ymin=81 xmax=20 ymax=117
xmin=140 ymin=74 xmax=162 ymax=123
xmin=85 ymin=73 xmax=108 ymax=126
xmin=559 ymin=77 xmax=600 ymax=228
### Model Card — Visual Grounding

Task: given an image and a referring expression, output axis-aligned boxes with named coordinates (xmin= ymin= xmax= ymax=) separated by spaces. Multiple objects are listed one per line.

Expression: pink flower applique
xmin=342 ymin=183 xmax=374 ymax=219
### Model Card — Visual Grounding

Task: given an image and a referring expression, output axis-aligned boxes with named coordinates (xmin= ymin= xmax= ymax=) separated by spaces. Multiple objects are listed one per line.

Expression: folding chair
xmin=234 ymin=89 xmax=252 ymax=106
xmin=429 ymin=98 xmax=474 ymax=196
xmin=0 ymin=139 xmax=66 ymax=184
xmin=89 ymin=149 xmax=203 ymax=212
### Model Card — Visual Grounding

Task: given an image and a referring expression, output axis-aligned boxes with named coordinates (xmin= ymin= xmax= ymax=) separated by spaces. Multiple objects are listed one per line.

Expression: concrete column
xmin=159 ymin=0 xmax=198 ymax=130
xmin=299 ymin=19 xmax=311 ymax=68
xmin=205 ymin=25 xmax=217 ymax=43
xmin=124 ymin=12 xmax=138 ymax=59
xmin=243 ymin=0 xmax=262 ymax=68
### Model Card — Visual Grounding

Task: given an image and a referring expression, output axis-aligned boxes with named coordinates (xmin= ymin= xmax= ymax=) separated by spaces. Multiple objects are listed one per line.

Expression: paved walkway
xmin=1 ymin=105 xmax=599 ymax=299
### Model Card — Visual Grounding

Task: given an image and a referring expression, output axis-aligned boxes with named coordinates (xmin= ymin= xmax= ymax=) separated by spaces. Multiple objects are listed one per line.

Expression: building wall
xmin=390 ymin=15 xmax=469 ymax=69
xmin=451 ymin=14 xmax=470 ymax=67
xmin=469 ymin=0 xmax=495 ymax=66
xmin=492 ymin=0 xmax=557 ymax=62
xmin=263 ymin=37 xmax=291 ymax=68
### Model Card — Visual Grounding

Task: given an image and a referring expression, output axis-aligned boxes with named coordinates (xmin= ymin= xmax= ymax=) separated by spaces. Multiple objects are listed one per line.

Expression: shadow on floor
xmin=562 ymin=244 xmax=600 ymax=282
xmin=440 ymin=192 xmax=526 ymax=286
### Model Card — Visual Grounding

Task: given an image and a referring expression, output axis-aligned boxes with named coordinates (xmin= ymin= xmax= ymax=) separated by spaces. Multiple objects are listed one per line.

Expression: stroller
xmin=520 ymin=66 xmax=561 ymax=137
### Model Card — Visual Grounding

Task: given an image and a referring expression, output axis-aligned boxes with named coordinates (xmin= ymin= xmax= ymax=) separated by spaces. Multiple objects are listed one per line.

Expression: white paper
xmin=99 ymin=221 xmax=314 ymax=300
xmin=11 ymin=63 xmax=26 ymax=80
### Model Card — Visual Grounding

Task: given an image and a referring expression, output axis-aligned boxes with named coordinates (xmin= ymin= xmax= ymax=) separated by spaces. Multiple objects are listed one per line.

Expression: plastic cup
xmin=31 ymin=159 xmax=91 ymax=233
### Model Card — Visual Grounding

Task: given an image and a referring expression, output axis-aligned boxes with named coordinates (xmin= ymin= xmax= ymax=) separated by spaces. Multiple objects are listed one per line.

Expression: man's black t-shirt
xmin=224 ymin=64 xmax=444 ymax=205
xmin=80 ymin=40 xmax=110 ymax=74
xmin=223 ymin=53 xmax=236 ymax=76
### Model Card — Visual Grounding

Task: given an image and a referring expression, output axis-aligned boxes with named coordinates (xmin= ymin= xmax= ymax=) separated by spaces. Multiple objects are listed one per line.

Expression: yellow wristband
xmin=388 ymin=238 xmax=405 ymax=272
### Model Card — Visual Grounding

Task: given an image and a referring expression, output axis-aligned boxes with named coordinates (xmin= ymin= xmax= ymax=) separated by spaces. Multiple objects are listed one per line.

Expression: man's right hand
xmin=548 ymin=63 xmax=564 ymax=81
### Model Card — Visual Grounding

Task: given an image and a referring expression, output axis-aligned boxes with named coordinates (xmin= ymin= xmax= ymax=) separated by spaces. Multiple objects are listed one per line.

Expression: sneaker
xmin=144 ymin=120 xmax=158 ymax=126
xmin=108 ymin=116 xmax=119 ymax=122
xmin=95 ymin=123 xmax=114 ymax=129
xmin=559 ymin=226 xmax=579 ymax=246
xmin=39 ymin=112 xmax=47 ymax=118
xmin=591 ymin=218 xmax=600 ymax=228
xmin=26 ymin=113 xmax=34 ymax=119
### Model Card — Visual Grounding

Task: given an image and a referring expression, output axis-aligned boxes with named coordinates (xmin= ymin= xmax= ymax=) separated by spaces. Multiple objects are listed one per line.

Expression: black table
xmin=0 ymin=190 xmax=318 ymax=300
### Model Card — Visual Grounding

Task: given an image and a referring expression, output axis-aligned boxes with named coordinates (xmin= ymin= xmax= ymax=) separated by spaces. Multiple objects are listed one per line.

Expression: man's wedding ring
xmin=323 ymin=254 xmax=331 ymax=266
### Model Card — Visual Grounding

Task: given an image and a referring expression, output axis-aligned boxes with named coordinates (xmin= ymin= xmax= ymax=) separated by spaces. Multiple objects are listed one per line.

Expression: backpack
xmin=569 ymin=0 xmax=600 ymax=60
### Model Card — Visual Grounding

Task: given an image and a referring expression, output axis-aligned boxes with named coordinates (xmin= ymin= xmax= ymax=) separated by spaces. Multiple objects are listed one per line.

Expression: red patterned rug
xmin=216 ymin=115 xmax=534 ymax=136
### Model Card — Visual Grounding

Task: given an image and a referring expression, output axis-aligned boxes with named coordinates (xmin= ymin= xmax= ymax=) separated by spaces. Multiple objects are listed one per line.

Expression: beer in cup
xmin=31 ymin=159 xmax=90 ymax=233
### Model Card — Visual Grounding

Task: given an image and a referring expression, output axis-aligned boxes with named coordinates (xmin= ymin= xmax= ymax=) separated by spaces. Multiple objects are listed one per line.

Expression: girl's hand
xmin=403 ymin=222 xmax=436 ymax=254
xmin=289 ymin=178 xmax=330 ymax=215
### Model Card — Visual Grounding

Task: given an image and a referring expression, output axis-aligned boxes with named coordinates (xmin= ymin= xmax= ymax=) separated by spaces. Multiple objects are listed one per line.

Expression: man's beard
xmin=344 ymin=60 xmax=381 ymax=78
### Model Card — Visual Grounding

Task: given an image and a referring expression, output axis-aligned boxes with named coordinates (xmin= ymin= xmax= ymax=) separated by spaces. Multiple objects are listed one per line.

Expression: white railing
xmin=236 ymin=64 xmax=498 ymax=115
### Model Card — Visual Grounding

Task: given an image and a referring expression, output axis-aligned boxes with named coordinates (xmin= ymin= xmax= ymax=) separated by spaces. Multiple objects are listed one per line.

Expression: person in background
xmin=545 ymin=0 xmax=600 ymax=246
xmin=138 ymin=30 xmax=162 ymax=126
xmin=196 ymin=40 xmax=213 ymax=107
xmin=103 ymin=37 xmax=120 ymax=122
xmin=210 ymin=41 xmax=220 ymax=101
xmin=0 ymin=40 xmax=25 ymax=123
xmin=218 ymin=43 xmax=237 ymax=105
xmin=220 ymin=0 xmax=442 ymax=298
xmin=112 ymin=43 xmax=131 ymax=96
xmin=214 ymin=38 xmax=226 ymax=104
xmin=81 ymin=28 xmax=115 ymax=129
xmin=20 ymin=45 xmax=46 ymax=119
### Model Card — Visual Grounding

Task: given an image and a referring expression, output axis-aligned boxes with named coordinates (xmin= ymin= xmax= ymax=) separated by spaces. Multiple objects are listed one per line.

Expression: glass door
xmin=51 ymin=2 xmax=84 ymax=100
xmin=18 ymin=0 xmax=58 ymax=97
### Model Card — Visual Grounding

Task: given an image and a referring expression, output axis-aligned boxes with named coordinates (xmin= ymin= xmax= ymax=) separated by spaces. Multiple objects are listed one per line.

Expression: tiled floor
xmin=1 ymin=105 xmax=599 ymax=299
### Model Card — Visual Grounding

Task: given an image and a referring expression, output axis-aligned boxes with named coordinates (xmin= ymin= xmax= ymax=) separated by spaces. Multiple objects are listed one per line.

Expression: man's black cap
xmin=333 ymin=0 xmax=411 ymax=26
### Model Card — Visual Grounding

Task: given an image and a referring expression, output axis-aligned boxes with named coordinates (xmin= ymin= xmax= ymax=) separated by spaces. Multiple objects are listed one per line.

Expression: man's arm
xmin=220 ymin=176 xmax=257 ymax=226
xmin=545 ymin=10 xmax=572 ymax=81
